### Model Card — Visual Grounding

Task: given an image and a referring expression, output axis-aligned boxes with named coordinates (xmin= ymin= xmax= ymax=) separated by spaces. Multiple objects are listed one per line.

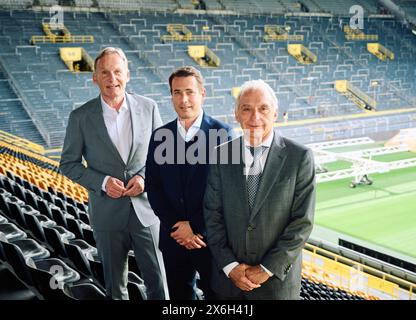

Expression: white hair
xmin=94 ymin=47 xmax=128 ymax=71
xmin=235 ymin=79 xmax=278 ymax=111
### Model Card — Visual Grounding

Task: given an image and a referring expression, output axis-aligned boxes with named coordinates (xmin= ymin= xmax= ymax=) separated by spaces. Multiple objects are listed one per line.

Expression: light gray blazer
xmin=203 ymin=129 xmax=316 ymax=299
xmin=60 ymin=93 xmax=163 ymax=231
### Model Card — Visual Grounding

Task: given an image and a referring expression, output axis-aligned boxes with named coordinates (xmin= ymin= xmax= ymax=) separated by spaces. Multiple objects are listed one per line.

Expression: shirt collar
xmin=101 ymin=95 xmax=128 ymax=115
xmin=243 ymin=130 xmax=274 ymax=149
xmin=177 ymin=110 xmax=204 ymax=132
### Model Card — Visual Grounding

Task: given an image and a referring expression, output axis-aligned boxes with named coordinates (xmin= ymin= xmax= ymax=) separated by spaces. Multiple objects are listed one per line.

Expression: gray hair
xmin=94 ymin=47 xmax=128 ymax=71
xmin=235 ymin=79 xmax=278 ymax=111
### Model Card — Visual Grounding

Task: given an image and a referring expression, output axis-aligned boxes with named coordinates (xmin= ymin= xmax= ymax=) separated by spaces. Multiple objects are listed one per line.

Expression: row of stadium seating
xmin=0 ymin=0 xmax=384 ymax=15
xmin=0 ymin=153 xmax=148 ymax=299
xmin=0 ymin=142 xmax=88 ymax=203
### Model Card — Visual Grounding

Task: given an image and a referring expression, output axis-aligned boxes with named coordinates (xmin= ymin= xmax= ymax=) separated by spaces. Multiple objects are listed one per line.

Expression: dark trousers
xmin=161 ymin=239 xmax=215 ymax=300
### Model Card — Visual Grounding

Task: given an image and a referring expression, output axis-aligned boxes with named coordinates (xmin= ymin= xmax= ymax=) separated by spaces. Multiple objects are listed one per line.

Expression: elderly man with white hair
xmin=203 ymin=79 xmax=316 ymax=300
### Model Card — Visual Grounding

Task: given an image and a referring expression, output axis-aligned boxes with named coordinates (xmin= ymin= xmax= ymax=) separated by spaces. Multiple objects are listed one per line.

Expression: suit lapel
xmin=126 ymin=94 xmax=145 ymax=165
xmin=250 ymin=131 xmax=287 ymax=221
xmin=230 ymin=137 xmax=251 ymax=217
xmin=89 ymin=96 xmax=125 ymax=164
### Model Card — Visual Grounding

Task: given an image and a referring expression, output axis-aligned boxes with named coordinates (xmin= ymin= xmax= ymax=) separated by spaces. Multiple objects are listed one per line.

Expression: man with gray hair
xmin=203 ymin=79 xmax=316 ymax=299
xmin=60 ymin=47 xmax=167 ymax=299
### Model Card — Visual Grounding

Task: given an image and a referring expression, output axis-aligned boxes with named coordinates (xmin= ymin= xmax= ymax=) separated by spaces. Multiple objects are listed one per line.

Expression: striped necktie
xmin=246 ymin=146 xmax=267 ymax=211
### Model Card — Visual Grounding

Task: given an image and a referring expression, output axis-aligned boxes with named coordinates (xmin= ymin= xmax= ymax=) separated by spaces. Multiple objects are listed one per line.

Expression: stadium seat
xmin=63 ymin=282 xmax=106 ymax=300
xmin=64 ymin=242 xmax=95 ymax=278
xmin=86 ymin=251 xmax=105 ymax=289
xmin=50 ymin=207 xmax=69 ymax=229
xmin=7 ymin=202 xmax=36 ymax=230
xmin=12 ymin=184 xmax=26 ymax=203
xmin=82 ymin=227 xmax=96 ymax=247
xmin=53 ymin=196 xmax=67 ymax=212
xmin=24 ymin=213 xmax=51 ymax=243
xmin=127 ymin=271 xmax=147 ymax=300
xmin=23 ymin=189 xmax=39 ymax=210
xmin=26 ymin=257 xmax=80 ymax=300
xmin=43 ymin=226 xmax=75 ymax=258
xmin=0 ymin=191 xmax=11 ymax=216
xmin=79 ymin=211 xmax=90 ymax=225
xmin=128 ymin=251 xmax=142 ymax=278
xmin=66 ymin=216 xmax=84 ymax=239
xmin=2 ymin=196 xmax=24 ymax=221
xmin=0 ymin=213 xmax=7 ymax=224
xmin=0 ymin=230 xmax=50 ymax=288
xmin=0 ymin=223 xmax=27 ymax=242
xmin=66 ymin=204 xmax=81 ymax=220
xmin=36 ymin=198 xmax=53 ymax=219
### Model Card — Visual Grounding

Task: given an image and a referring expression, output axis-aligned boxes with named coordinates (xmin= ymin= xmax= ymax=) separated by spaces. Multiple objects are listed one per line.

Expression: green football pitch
xmin=315 ymin=153 xmax=416 ymax=259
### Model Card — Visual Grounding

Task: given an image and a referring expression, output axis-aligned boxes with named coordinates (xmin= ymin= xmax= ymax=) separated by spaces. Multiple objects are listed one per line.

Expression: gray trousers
xmin=94 ymin=206 xmax=166 ymax=300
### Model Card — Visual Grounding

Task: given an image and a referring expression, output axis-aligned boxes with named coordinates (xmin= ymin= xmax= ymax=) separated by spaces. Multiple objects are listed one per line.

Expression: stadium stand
xmin=1 ymin=0 xmax=415 ymax=300
xmin=0 ymin=1 xmax=415 ymax=147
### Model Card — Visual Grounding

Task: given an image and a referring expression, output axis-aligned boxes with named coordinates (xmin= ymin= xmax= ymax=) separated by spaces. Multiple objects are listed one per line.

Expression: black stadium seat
xmin=127 ymin=271 xmax=147 ymax=300
xmin=0 ymin=231 xmax=50 ymax=288
xmin=6 ymin=201 xmax=28 ymax=229
xmin=0 ymin=214 xmax=7 ymax=224
xmin=66 ymin=204 xmax=80 ymax=220
xmin=24 ymin=214 xmax=48 ymax=243
xmin=0 ymin=223 xmax=27 ymax=242
xmin=82 ymin=227 xmax=96 ymax=247
xmin=86 ymin=252 xmax=105 ymax=289
xmin=36 ymin=198 xmax=53 ymax=219
xmin=63 ymin=282 xmax=106 ymax=300
xmin=0 ymin=190 xmax=11 ymax=216
xmin=66 ymin=217 xmax=84 ymax=239
xmin=23 ymin=189 xmax=39 ymax=210
xmin=51 ymin=207 xmax=68 ymax=228
xmin=26 ymin=257 xmax=80 ymax=300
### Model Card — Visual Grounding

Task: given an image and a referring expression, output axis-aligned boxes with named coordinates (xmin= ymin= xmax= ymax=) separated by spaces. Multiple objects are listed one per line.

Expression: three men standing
xmin=60 ymin=46 xmax=315 ymax=300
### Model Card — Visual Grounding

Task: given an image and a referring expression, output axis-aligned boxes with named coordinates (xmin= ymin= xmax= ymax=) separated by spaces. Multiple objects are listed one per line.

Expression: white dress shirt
xmin=242 ymin=131 xmax=274 ymax=179
xmin=177 ymin=110 xmax=204 ymax=142
xmin=223 ymin=131 xmax=275 ymax=278
xmin=100 ymin=95 xmax=132 ymax=191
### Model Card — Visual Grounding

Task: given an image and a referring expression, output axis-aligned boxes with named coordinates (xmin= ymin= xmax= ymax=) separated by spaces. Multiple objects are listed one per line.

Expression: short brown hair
xmin=168 ymin=66 xmax=204 ymax=93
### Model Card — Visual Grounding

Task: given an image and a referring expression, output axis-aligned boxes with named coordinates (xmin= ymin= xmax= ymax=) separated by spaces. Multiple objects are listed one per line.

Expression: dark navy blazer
xmin=145 ymin=113 xmax=232 ymax=249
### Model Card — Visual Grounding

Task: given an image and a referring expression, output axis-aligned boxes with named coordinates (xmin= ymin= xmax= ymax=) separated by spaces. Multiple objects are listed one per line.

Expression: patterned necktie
xmin=246 ymin=146 xmax=267 ymax=211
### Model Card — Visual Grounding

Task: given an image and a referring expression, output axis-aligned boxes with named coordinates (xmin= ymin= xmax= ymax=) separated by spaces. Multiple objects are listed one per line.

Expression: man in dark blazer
xmin=145 ymin=66 xmax=232 ymax=300
xmin=60 ymin=47 xmax=167 ymax=300
xmin=203 ymin=80 xmax=315 ymax=300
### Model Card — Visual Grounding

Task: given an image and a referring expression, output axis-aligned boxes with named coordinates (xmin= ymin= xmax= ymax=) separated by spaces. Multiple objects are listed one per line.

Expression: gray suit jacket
xmin=203 ymin=129 xmax=315 ymax=299
xmin=60 ymin=93 xmax=163 ymax=231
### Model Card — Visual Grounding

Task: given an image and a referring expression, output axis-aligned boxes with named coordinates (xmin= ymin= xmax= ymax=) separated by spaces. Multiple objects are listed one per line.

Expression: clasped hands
xmin=229 ymin=264 xmax=270 ymax=292
xmin=105 ymin=176 xmax=144 ymax=198
xmin=170 ymin=221 xmax=207 ymax=250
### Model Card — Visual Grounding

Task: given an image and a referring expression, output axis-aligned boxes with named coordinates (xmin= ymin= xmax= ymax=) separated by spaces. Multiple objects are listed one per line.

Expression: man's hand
xmin=229 ymin=264 xmax=261 ymax=292
xmin=105 ymin=177 xmax=126 ymax=199
xmin=183 ymin=234 xmax=207 ymax=250
xmin=170 ymin=221 xmax=207 ymax=249
xmin=123 ymin=175 xmax=145 ymax=197
xmin=245 ymin=265 xmax=270 ymax=285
